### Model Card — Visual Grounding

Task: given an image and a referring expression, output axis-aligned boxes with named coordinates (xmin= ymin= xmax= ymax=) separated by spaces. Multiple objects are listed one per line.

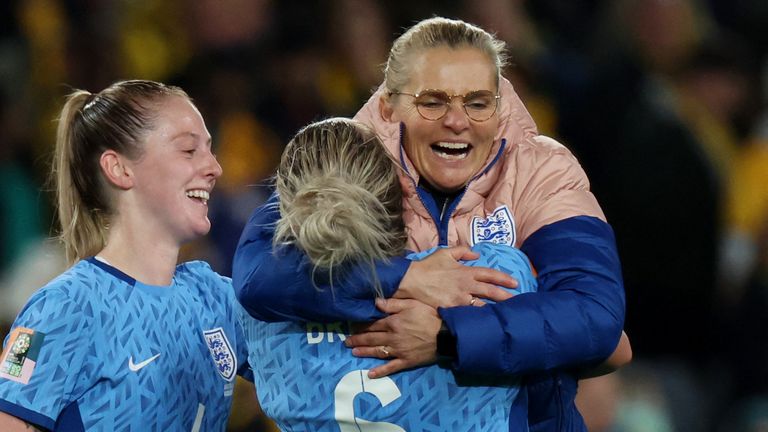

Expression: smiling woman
xmin=0 ymin=80 xmax=251 ymax=431
xmin=122 ymin=94 xmax=221 ymax=249
xmin=235 ymin=17 xmax=628 ymax=432
xmin=381 ymin=46 xmax=500 ymax=193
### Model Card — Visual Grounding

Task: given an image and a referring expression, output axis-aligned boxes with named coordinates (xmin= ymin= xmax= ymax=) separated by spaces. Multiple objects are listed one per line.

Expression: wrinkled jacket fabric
xmin=233 ymin=78 xmax=625 ymax=431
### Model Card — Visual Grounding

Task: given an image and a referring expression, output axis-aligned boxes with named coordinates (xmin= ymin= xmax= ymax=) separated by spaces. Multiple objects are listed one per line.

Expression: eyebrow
xmin=171 ymin=132 xmax=213 ymax=146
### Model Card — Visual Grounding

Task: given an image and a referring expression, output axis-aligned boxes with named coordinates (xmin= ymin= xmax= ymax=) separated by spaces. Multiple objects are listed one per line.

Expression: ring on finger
xmin=379 ymin=346 xmax=391 ymax=357
xmin=469 ymin=296 xmax=477 ymax=306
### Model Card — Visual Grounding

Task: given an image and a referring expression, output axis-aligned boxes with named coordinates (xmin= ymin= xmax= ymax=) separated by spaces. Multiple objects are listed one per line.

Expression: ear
xmin=99 ymin=150 xmax=134 ymax=190
xmin=379 ymin=94 xmax=395 ymax=122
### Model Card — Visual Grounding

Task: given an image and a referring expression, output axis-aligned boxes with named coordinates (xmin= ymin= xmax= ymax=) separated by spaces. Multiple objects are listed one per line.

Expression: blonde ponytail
xmin=274 ymin=118 xmax=406 ymax=291
xmin=54 ymin=91 xmax=108 ymax=264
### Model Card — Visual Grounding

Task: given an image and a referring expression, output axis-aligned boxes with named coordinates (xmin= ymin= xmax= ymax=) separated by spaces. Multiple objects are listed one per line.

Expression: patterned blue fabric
xmin=242 ymin=242 xmax=536 ymax=431
xmin=0 ymin=259 xmax=249 ymax=431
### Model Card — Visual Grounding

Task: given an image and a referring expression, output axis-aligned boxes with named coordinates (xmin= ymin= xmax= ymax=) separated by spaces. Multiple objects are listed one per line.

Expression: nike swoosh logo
xmin=128 ymin=353 xmax=161 ymax=372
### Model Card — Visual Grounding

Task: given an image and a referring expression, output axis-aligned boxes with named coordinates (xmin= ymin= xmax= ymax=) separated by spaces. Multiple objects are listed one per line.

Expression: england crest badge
xmin=471 ymin=205 xmax=516 ymax=246
xmin=203 ymin=327 xmax=237 ymax=382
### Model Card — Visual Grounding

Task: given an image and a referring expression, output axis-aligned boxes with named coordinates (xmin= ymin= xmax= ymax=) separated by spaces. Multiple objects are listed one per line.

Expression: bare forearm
xmin=0 ymin=412 xmax=43 ymax=432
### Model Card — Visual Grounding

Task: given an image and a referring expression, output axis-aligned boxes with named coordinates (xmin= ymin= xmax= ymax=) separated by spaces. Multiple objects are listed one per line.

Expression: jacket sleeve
xmin=438 ymin=216 xmax=625 ymax=374
xmin=232 ymin=194 xmax=410 ymax=322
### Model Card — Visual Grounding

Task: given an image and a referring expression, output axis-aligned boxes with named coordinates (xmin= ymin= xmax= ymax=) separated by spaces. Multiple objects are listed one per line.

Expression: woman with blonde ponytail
xmin=239 ymin=118 xmax=540 ymax=430
xmin=0 ymin=80 xmax=250 ymax=431
xmin=273 ymin=118 xmax=407 ymax=292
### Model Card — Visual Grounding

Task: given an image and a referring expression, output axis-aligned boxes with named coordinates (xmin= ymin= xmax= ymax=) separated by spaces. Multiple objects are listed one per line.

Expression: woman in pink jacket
xmin=235 ymin=17 xmax=629 ymax=431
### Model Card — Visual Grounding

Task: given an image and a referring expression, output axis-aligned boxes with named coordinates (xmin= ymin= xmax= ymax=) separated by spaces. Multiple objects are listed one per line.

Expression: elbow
xmin=605 ymin=330 xmax=633 ymax=369
xmin=591 ymin=307 xmax=625 ymax=362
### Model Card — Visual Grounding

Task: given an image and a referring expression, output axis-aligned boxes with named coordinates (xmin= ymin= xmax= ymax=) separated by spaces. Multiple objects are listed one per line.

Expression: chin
xmin=434 ymin=178 xmax=470 ymax=193
xmin=188 ymin=220 xmax=212 ymax=239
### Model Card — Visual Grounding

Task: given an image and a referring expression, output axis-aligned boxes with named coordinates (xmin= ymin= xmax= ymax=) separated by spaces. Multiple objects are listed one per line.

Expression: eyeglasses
xmin=389 ymin=89 xmax=500 ymax=122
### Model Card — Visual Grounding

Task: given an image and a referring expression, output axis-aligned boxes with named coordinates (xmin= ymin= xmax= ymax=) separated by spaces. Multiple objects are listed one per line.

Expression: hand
xmin=345 ymin=298 xmax=441 ymax=378
xmin=396 ymin=245 xmax=516 ymax=307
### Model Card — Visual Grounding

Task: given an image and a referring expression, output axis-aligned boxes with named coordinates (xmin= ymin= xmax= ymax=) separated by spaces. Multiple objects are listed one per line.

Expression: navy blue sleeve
xmin=438 ymin=216 xmax=625 ymax=374
xmin=232 ymin=194 xmax=410 ymax=322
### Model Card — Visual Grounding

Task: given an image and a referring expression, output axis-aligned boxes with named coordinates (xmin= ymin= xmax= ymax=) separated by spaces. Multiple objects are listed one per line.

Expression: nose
xmin=442 ymin=100 xmax=470 ymax=132
xmin=204 ymin=149 xmax=223 ymax=179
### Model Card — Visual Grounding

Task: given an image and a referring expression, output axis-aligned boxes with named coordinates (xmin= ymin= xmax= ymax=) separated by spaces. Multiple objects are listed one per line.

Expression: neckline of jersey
xmin=86 ymin=257 xmax=176 ymax=296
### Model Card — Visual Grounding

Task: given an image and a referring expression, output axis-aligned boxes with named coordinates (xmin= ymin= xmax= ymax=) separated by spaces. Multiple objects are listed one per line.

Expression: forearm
xmin=440 ymin=216 xmax=625 ymax=374
xmin=0 ymin=412 xmax=43 ymax=431
xmin=233 ymin=197 xmax=408 ymax=322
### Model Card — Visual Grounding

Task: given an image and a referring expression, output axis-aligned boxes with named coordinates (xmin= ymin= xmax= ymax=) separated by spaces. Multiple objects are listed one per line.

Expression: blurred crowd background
xmin=1 ymin=0 xmax=767 ymax=431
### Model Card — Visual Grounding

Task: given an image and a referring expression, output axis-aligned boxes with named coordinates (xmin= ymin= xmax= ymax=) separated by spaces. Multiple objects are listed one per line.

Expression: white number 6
xmin=334 ymin=369 xmax=406 ymax=432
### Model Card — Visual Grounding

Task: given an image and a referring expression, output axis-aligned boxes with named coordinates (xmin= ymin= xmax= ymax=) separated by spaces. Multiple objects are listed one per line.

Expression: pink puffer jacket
xmin=354 ymin=77 xmax=606 ymax=251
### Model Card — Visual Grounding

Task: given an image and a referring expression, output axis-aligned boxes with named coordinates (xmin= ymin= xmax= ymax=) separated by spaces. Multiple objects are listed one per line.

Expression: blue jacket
xmin=233 ymin=193 xmax=624 ymax=431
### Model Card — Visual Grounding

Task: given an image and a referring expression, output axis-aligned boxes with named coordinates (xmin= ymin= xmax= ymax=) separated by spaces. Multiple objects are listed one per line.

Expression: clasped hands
xmin=344 ymin=246 xmax=517 ymax=378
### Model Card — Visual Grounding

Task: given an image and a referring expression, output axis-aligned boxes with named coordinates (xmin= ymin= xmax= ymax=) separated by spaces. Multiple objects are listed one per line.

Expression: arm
xmin=577 ymin=331 xmax=632 ymax=379
xmin=233 ymin=195 xmax=515 ymax=322
xmin=0 ymin=413 xmax=43 ymax=432
xmin=345 ymin=220 xmax=626 ymax=377
xmin=440 ymin=216 xmax=625 ymax=374
xmin=232 ymin=194 xmax=408 ymax=322
xmin=346 ymin=310 xmax=630 ymax=379
xmin=0 ymin=287 xmax=92 ymax=431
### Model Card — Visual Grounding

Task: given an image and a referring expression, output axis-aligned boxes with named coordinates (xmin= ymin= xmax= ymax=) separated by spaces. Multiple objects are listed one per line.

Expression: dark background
xmin=1 ymin=1 xmax=767 ymax=430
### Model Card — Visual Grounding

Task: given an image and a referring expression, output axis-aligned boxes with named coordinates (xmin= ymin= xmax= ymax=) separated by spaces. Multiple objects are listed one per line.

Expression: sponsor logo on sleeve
xmin=471 ymin=205 xmax=516 ymax=246
xmin=0 ymin=327 xmax=45 ymax=384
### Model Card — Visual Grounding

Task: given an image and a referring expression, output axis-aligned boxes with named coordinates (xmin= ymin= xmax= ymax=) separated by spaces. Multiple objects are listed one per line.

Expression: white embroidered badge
xmin=471 ymin=205 xmax=516 ymax=246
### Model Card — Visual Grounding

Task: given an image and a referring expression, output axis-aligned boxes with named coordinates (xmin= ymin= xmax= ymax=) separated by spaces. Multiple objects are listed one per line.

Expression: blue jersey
xmin=241 ymin=242 xmax=537 ymax=431
xmin=0 ymin=258 xmax=250 ymax=431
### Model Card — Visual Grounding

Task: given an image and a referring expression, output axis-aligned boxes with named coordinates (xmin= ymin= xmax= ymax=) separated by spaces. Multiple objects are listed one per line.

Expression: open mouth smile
xmin=431 ymin=142 xmax=471 ymax=160
xmin=186 ymin=189 xmax=210 ymax=205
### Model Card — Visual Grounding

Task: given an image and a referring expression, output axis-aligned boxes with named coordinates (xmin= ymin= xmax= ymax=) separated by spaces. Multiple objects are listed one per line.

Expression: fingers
xmin=444 ymin=245 xmax=479 ymax=262
xmin=345 ymin=330 xmax=389 ymax=348
xmin=349 ymin=345 xmax=391 ymax=358
xmin=350 ymin=321 xmax=375 ymax=334
xmin=471 ymin=282 xmax=514 ymax=303
xmin=473 ymin=267 xmax=518 ymax=289
xmin=367 ymin=359 xmax=409 ymax=379
xmin=374 ymin=297 xmax=423 ymax=314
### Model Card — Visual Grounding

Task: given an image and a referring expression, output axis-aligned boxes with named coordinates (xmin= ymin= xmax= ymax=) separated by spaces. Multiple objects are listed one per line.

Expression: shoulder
xmin=175 ymin=261 xmax=236 ymax=303
xmin=506 ymin=135 xmax=579 ymax=165
xmin=25 ymin=261 xmax=100 ymax=309
xmin=499 ymin=134 xmax=588 ymax=189
xmin=9 ymin=261 xmax=100 ymax=338
xmin=494 ymin=135 xmax=605 ymax=243
xmin=176 ymin=261 xmax=232 ymax=287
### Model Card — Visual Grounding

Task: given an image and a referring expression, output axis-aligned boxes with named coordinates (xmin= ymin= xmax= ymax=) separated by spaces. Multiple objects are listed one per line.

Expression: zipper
xmin=439 ymin=196 xmax=450 ymax=221
xmin=435 ymin=138 xmax=507 ymax=245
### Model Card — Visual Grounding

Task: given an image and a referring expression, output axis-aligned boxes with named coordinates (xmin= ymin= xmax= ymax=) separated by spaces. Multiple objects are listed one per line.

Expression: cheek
xmin=391 ymin=103 xmax=421 ymax=124
xmin=403 ymin=122 xmax=434 ymax=157
xmin=482 ymin=119 xmax=500 ymax=145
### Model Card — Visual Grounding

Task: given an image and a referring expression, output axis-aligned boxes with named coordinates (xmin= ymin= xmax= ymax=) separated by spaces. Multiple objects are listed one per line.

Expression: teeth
xmin=435 ymin=142 xmax=469 ymax=150
xmin=432 ymin=142 xmax=470 ymax=160
xmin=186 ymin=190 xmax=210 ymax=201
xmin=434 ymin=150 xmax=469 ymax=160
